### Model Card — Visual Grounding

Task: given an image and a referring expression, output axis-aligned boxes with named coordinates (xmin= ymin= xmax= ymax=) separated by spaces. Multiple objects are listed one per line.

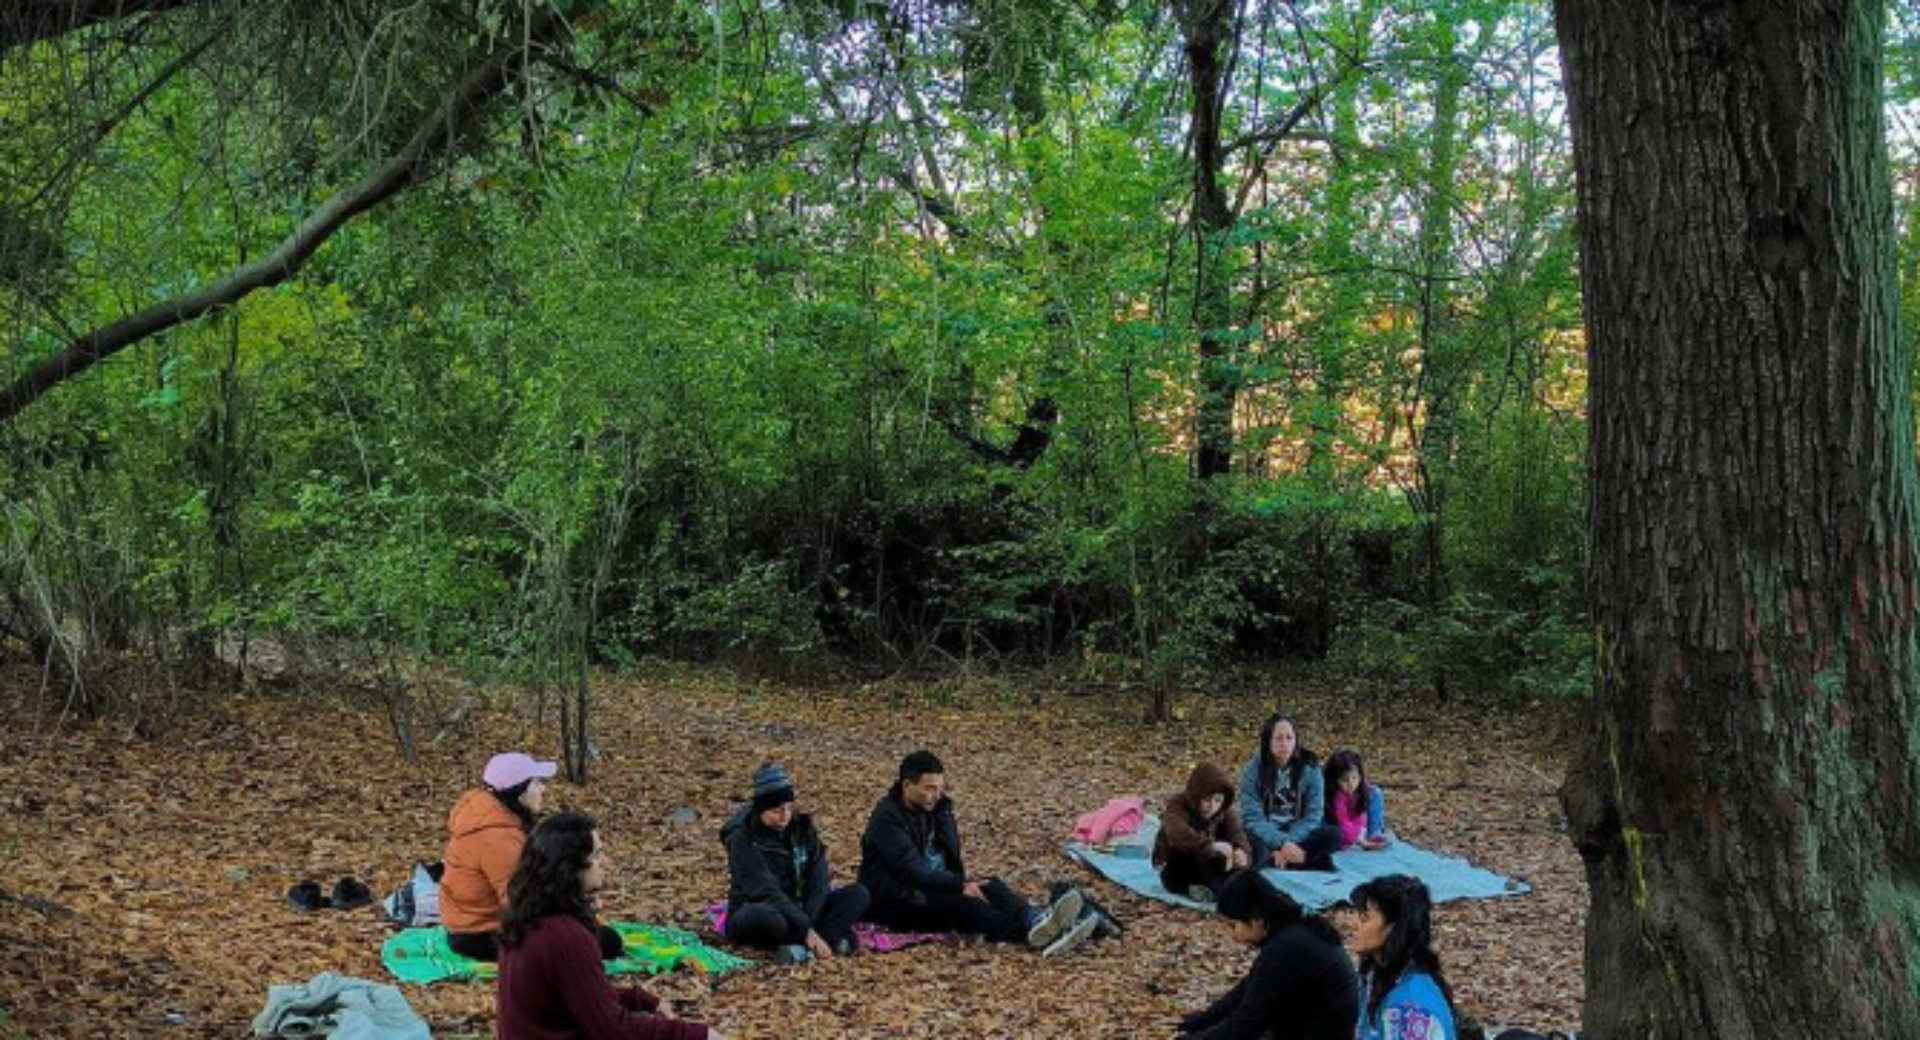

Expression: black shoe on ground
xmin=330 ymin=876 xmax=372 ymax=911
xmin=286 ymin=880 xmax=327 ymax=913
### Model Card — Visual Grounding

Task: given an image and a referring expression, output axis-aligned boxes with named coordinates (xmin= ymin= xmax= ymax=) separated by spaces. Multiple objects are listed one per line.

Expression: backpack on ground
xmin=381 ymin=862 xmax=444 ymax=927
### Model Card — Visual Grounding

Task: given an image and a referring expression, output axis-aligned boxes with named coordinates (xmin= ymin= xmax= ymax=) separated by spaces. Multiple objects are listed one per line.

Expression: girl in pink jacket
xmin=1323 ymin=750 xmax=1389 ymax=851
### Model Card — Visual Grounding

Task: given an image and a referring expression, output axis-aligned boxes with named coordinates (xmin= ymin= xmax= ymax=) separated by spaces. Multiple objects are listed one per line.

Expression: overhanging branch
xmin=0 ymin=9 xmax=567 ymax=424
xmin=1 ymin=0 xmax=197 ymax=56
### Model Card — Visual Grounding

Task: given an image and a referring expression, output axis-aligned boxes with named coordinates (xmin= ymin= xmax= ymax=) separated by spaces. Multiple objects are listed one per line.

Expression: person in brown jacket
xmin=442 ymin=751 xmax=554 ymax=962
xmin=1152 ymin=761 xmax=1251 ymax=903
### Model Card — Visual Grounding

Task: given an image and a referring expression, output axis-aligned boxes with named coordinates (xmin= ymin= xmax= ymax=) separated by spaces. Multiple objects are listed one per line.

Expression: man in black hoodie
xmin=857 ymin=749 xmax=1094 ymax=955
xmin=721 ymin=763 xmax=870 ymax=963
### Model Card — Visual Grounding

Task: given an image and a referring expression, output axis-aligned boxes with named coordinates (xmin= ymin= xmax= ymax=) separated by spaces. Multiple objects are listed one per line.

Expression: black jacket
xmin=1178 ymin=921 xmax=1360 ymax=1040
xmin=856 ymin=786 xmax=967 ymax=907
xmin=720 ymin=805 xmax=833 ymax=937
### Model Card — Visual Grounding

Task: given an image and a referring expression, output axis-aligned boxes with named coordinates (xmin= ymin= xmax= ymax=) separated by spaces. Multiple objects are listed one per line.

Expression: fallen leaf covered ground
xmin=0 ymin=664 xmax=1584 ymax=1038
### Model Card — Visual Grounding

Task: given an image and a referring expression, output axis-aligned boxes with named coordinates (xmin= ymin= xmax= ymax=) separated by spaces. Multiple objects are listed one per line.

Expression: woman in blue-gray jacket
xmin=1236 ymin=713 xmax=1341 ymax=871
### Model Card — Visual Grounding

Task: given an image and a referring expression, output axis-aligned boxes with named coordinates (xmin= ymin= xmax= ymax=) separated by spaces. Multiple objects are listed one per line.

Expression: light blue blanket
xmin=1065 ymin=817 xmax=1528 ymax=912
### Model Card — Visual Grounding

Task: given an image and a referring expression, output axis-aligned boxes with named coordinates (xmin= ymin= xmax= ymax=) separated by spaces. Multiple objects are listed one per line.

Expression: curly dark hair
xmin=1216 ymin=869 xmax=1342 ymax=947
xmin=1350 ymin=874 xmax=1454 ymax=1025
xmin=499 ymin=811 xmax=599 ymax=950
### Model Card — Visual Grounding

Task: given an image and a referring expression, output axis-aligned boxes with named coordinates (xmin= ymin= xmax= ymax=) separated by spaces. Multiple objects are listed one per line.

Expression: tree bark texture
xmin=1557 ymin=2 xmax=1920 ymax=1037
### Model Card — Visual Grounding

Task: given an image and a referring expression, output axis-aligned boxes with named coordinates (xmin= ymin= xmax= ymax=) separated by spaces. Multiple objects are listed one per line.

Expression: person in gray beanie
xmin=719 ymin=763 xmax=870 ymax=963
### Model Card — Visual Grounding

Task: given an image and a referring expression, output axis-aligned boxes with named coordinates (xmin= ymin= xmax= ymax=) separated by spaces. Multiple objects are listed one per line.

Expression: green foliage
xmin=0 ymin=0 xmax=1671 ymax=721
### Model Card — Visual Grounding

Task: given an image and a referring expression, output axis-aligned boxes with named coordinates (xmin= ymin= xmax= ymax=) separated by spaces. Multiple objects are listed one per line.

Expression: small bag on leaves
xmin=381 ymin=862 xmax=443 ymax=927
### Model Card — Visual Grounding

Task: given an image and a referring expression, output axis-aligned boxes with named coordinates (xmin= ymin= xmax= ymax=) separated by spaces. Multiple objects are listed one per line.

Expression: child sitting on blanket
xmin=1323 ymin=750 xmax=1390 ymax=851
xmin=1151 ymin=762 xmax=1250 ymax=902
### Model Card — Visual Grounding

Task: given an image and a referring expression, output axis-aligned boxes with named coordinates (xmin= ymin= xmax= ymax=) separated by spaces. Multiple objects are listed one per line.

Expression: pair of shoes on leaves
xmin=1025 ymin=887 xmax=1084 ymax=949
xmin=287 ymin=876 xmax=373 ymax=913
xmin=1048 ymin=880 xmax=1123 ymax=940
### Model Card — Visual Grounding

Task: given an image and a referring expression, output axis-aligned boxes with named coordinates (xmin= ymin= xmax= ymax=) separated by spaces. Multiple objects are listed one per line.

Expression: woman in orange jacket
xmin=441 ymin=751 xmax=554 ymax=962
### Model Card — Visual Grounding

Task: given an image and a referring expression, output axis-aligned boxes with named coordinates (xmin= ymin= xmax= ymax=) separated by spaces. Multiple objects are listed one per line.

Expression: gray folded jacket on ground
xmin=250 ymin=971 xmax=429 ymax=1040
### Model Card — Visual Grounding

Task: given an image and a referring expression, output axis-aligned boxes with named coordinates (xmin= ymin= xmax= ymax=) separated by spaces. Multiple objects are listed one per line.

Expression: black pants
xmin=1158 ymin=850 xmax=1233 ymax=897
xmin=1247 ymin=823 xmax=1342 ymax=872
xmin=725 ymin=885 xmax=871 ymax=949
xmin=447 ymin=923 xmax=624 ymax=962
xmin=867 ymin=877 xmax=1034 ymax=944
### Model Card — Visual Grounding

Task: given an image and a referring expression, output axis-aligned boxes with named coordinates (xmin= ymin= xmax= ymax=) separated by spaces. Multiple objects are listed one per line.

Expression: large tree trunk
xmin=1176 ymin=0 xmax=1237 ymax=480
xmin=1557 ymin=2 xmax=1920 ymax=1037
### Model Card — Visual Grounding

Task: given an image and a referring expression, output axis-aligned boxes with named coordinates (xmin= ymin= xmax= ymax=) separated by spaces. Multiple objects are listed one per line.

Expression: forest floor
xmin=0 ymin=662 xmax=1583 ymax=1039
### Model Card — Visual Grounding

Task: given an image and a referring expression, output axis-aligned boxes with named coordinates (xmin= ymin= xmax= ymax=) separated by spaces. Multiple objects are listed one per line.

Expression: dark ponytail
xmin=489 ymin=780 xmax=537 ymax=831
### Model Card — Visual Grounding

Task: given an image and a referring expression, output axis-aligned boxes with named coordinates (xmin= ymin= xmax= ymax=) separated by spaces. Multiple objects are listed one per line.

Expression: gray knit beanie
xmin=750 ymin=762 xmax=796 ymax=812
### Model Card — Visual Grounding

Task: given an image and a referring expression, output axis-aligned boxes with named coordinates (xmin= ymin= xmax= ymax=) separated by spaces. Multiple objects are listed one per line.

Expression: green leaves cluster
xmin=35 ymin=0 xmax=1906 ymax=717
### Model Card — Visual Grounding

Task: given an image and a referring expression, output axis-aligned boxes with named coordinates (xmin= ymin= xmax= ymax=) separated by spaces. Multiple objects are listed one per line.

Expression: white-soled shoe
xmin=1040 ymin=910 xmax=1100 ymax=958
xmin=1025 ymin=887 xmax=1085 ymax=948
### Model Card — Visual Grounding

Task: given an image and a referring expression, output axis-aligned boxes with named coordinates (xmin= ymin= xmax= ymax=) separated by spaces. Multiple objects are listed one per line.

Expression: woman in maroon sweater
xmin=496 ymin=813 xmax=726 ymax=1040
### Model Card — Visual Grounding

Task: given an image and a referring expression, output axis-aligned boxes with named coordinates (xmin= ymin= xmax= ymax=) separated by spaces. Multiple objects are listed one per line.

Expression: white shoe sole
xmin=1040 ymin=912 xmax=1100 ymax=958
xmin=1025 ymin=888 xmax=1085 ymax=948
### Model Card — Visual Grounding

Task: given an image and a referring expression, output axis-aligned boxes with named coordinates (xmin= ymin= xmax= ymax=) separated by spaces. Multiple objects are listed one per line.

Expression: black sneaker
xmin=286 ymin=880 xmax=326 ymax=913
xmin=330 ymin=876 xmax=372 ymax=911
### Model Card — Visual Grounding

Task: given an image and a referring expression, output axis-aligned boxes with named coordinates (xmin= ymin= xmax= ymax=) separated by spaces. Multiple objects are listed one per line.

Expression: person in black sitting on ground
xmin=1171 ymin=869 xmax=1358 ymax=1040
xmin=719 ymin=763 xmax=871 ymax=964
xmin=857 ymin=749 xmax=1095 ymax=956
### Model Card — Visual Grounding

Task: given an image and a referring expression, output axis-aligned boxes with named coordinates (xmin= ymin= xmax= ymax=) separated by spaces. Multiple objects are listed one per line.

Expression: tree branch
xmin=0 ymin=9 xmax=567 ymax=423
xmin=26 ymin=12 xmax=231 ymax=211
xmin=1 ymin=0 xmax=197 ymax=56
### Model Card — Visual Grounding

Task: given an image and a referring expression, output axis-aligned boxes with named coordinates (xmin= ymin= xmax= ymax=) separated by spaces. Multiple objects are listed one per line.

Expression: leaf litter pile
xmin=0 ymin=666 xmax=1583 ymax=1038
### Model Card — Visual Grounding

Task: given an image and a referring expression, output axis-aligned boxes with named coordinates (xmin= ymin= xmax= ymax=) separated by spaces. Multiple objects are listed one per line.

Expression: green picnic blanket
xmin=381 ymin=923 xmax=752 ymax=985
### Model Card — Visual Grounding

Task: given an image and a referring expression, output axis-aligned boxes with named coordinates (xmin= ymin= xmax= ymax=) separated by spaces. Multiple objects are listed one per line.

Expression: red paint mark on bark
xmin=1883 ymin=540 xmax=1918 ymax=629
xmin=1875 ymin=915 xmax=1899 ymax=966
xmin=1831 ymin=701 xmax=1852 ymax=731
xmin=1744 ymin=601 xmax=1770 ymax=687
xmin=1850 ymin=566 xmax=1873 ymax=674
xmin=1770 ymin=786 xmax=1797 ymax=820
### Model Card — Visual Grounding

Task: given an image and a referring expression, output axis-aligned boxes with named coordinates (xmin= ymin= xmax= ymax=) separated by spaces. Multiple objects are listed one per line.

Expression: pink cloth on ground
xmin=701 ymin=904 xmax=949 ymax=953
xmin=1073 ymin=796 xmax=1147 ymax=844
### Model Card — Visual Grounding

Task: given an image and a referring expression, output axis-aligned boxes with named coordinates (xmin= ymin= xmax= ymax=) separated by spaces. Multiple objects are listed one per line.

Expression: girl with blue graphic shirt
xmin=1347 ymin=875 xmax=1456 ymax=1040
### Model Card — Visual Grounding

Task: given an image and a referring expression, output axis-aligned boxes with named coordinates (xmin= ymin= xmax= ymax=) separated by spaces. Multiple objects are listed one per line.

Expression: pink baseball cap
xmin=483 ymin=751 xmax=558 ymax=790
